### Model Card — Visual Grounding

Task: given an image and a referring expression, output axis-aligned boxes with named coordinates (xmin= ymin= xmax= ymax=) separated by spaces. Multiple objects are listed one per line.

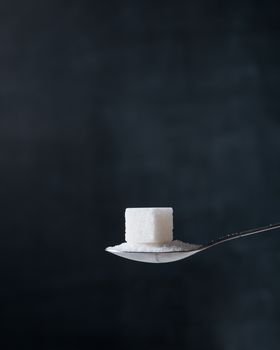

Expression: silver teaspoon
xmin=105 ymin=223 xmax=280 ymax=263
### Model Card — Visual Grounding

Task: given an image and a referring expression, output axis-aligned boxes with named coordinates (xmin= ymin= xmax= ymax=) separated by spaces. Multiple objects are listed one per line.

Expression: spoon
xmin=106 ymin=223 xmax=280 ymax=263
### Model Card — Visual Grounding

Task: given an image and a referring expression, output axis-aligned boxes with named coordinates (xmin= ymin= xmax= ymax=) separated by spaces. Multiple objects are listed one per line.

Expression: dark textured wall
xmin=1 ymin=1 xmax=280 ymax=349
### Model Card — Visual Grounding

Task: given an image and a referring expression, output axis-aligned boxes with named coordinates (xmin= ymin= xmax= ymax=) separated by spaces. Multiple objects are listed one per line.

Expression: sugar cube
xmin=125 ymin=208 xmax=173 ymax=244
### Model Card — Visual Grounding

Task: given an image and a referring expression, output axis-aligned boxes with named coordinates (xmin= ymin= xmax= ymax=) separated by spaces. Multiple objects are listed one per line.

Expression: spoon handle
xmin=206 ymin=222 xmax=280 ymax=248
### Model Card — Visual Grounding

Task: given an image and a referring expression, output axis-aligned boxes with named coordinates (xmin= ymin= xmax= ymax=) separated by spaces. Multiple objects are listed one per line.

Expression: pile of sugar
xmin=108 ymin=240 xmax=201 ymax=252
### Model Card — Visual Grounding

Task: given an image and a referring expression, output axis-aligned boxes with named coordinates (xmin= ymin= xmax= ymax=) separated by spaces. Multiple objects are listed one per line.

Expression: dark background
xmin=1 ymin=1 xmax=280 ymax=349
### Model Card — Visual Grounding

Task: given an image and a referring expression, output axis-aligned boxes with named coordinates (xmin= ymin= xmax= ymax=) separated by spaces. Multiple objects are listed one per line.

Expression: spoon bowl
xmin=106 ymin=223 xmax=280 ymax=263
xmin=105 ymin=246 xmax=202 ymax=263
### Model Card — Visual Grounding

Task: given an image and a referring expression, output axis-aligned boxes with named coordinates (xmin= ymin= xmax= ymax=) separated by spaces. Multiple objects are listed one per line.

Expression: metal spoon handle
xmin=206 ymin=222 xmax=280 ymax=248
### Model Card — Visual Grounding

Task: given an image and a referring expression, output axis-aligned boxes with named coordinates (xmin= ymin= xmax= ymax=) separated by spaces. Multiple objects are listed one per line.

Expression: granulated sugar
xmin=108 ymin=240 xmax=201 ymax=252
xmin=107 ymin=207 xmax=202 ymax=255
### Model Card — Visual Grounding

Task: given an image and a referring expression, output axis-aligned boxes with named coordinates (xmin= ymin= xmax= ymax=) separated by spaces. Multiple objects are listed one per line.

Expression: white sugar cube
xmin=125 ymin=208 xmax=173 ymax=244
